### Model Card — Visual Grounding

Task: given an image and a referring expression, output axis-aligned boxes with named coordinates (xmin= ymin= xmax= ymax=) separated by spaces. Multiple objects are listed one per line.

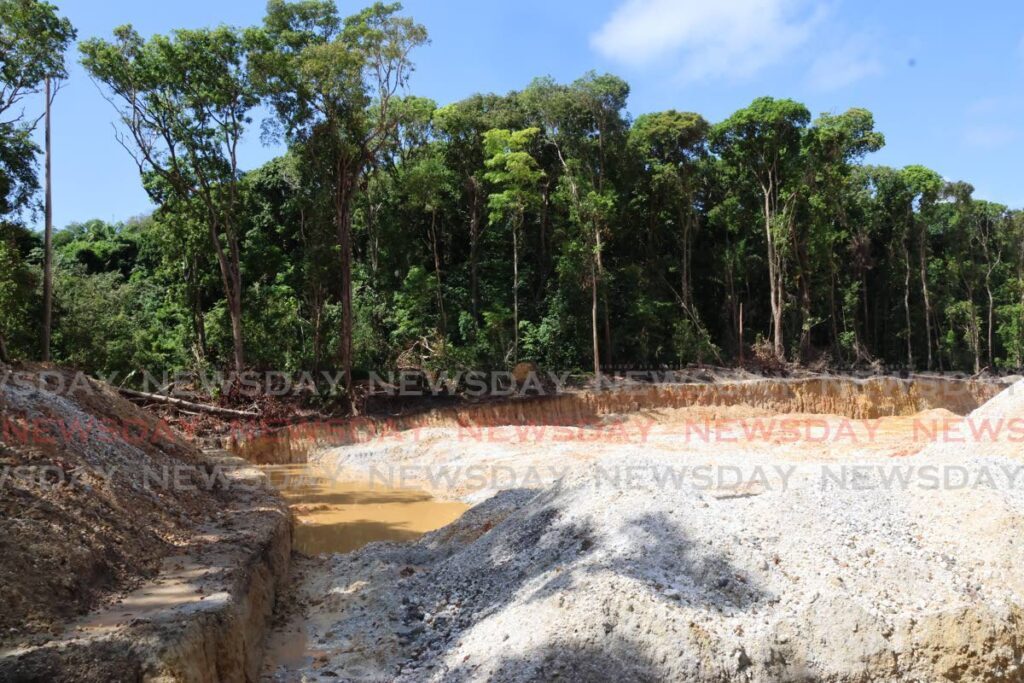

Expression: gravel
xmin=267 ymin=380 xmax=1024 ymax=682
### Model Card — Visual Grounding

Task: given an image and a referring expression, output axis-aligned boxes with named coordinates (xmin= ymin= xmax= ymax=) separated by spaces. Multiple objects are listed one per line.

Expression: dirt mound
xmin=0 ymin=365 xmax=220 ymax=646
xmin=273 ymin=381 xmax=1024 ymax=681
xmin=920 ymin=378 xmax=1024 ymax=459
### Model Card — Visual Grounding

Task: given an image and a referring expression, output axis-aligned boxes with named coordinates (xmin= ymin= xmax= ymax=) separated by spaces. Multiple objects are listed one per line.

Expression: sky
xmin=31 ymin=0 xmax=1024 ymax=231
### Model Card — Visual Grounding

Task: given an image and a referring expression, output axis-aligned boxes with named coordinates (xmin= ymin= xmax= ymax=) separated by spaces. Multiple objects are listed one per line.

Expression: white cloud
xmin=963 ymin=124 xmax=1020 ymax=150
xmin=963 ymin=96 xmax=1024 ymax=150
xmin=807 ymin=34 xmax=883 ymax=91
xmin=967 ymin=97 xmax=1004 ymax=117
xmin=590 ymin=0 xmax=824 ymax=81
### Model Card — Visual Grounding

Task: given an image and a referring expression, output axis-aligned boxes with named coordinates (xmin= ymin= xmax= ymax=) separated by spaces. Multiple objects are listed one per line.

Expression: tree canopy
xmin=3 ymin=1 xmax=1023 ymax=393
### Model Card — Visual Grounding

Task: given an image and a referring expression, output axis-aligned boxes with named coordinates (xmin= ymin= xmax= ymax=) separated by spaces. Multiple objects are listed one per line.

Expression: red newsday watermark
xmin=3 ymin=414 xmax=1024 ymax=450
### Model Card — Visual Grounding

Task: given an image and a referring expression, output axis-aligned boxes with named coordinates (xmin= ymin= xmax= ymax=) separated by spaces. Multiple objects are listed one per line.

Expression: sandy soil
xmin=263 ymin=379 xmax=1024 ymax=681
xmin=307 ymin=405 xmax=966 ymax=503
xmin=0 ymin=365 xmax=220 ymax=646
xmin=1 ymin=366 xmax=292 ymax=683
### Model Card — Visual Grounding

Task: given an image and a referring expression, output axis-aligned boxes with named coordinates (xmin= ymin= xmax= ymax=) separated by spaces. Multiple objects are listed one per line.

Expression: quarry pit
xmin=4 ymin=371 xmax=1024 ymax=682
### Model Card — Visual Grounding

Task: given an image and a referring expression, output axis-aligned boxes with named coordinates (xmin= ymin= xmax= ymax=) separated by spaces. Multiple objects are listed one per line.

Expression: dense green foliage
xmin=2 ymin=1 xmax=1023 ymax=385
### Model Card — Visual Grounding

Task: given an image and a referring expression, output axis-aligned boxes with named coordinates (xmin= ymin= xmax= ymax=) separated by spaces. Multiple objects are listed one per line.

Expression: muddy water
xmin=257 ymin=463 xmax=467 ymax=678
xmin=261 ymin=463 xmax=468 ymax=556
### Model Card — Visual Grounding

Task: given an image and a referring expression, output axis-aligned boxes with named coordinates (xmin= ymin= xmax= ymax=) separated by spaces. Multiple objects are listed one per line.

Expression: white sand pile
xmin=271 ymin=381 xmax=1024 ymax=682
xmin=920 ymin=378 xmax=1024 ymax=459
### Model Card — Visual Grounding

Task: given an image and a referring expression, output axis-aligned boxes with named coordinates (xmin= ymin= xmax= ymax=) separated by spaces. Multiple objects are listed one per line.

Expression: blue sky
xmin=35 ymin=0 xmax=1024 ymax=230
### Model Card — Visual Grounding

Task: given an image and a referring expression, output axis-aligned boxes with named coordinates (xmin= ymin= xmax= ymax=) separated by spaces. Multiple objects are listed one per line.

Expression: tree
xmin=250 ymin=0 xmax=427 ymax=401
xmin=0 ymin=0 xmax=75 ymax=361
xmin=902 ymin=165 xmax=943 ymax=369
xmin=802 ymin=109 xmax=884 ymax=361
xmin=81 ymin=25 xmax=258 ymax=374
xmin=522 ymin=73 xmax=630 ymax=377
xmin=630 ymin=110 xmax=711 ymax=353
xmin=403 ymin=150 xmax=456 ymax=338
xmin=0 ymin=0 xmax=74 ymax=215
xmin=0 ymin=224 xmax=36 ymax=361
xmin=41 ymin=75 xmax=52 ymax=360
xmin=26 ymin=54 xmax=1024 ymax=381
xmin=434 ymin=93 xmax=524 ymax=321
xmin=711 ymin=98 xmax=810 ymax=360
xmin=483 ymin=127 xmax=544 ymax=364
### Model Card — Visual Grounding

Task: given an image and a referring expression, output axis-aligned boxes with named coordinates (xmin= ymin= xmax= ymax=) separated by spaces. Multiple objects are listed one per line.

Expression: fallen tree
xmin=117 ymin=387 xmax=260 ymax=418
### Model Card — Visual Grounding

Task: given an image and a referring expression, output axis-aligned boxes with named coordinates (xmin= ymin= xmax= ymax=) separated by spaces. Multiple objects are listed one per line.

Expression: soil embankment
xmin=0 ymin=367 xmax=292 ymax=681
xmin=229 ymin=375 xmax=1006 ymax=465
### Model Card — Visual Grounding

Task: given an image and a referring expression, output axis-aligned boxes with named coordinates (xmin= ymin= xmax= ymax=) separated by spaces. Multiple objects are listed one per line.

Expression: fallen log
xmin=117 ymin=387 xmax=261 ymax=418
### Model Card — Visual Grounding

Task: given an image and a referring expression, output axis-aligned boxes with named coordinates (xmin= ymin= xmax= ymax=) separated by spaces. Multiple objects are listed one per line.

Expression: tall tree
xmin=712 ymin=98 xmax=810 ymax=360
xmin=802 ymin=109 xmax=884 ymax=361
xmin=41 ymin=76 xmax=52 ymax=360
xmin=522 ymin=73 xmax=629 ymax=375
xmin=250 ymin=0 xmax=427 ymax=401
xmin=483 ymin=127 xmax=544 ymax=364
xmin=82 ymin=25 xmax=257 ymax=374
xmin=902 ymin=165 xmax=943 ymax=369
xmin=433 ymin=94 xmax=523 ymax=321
xmin=630 ymin=110 xmax=710 ymax=333
xmin=0 ymin=0 xmax=74 ymax=217
xmin=0 ymin=0 xmax=75 ymax=360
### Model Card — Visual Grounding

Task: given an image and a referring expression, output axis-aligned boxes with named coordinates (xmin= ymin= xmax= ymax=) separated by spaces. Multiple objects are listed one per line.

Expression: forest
xmin=2 ymin=0 xmax=1023 ymax=404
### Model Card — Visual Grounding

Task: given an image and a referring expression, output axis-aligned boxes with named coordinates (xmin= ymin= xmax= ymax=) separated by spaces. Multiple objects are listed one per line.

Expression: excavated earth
xmin=0 ymin=366 xmax=291 ymax=682
xmin=264 ymin=375 xmax=1024 ymax=682
xmin=4 ymin=368 xmax=1023 ymax=682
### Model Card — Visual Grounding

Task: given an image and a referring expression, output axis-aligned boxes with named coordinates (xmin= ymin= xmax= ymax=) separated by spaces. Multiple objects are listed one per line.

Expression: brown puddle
xmin=260 ymin=463 xmax=468 ymax=556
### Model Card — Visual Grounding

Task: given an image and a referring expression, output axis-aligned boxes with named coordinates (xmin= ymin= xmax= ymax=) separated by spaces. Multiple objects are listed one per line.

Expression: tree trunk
xmin=312 ymin=293 xmax=323 ymax=372
xmin=798 ymin=271 xmax=812 ymax=361
xmin=1019 ymin=266 xmax=1024 ymax=368
xmin=206 ymin=215 xmax=244 ymax=375
xmin=117 ymin=387 xmax=260 ymax=418
xmin=189 ymin=256 xmax=207 ymax=362
xmin=468 ymin=178 xmax=481 ymax=320
xmin=738 ymin=302 xmax=744 ymax=366
xmin=512 ymin=216 xmax=519 ymax=364
xmin=42 ymin=77 xmax=53 ymax=362
xmin=336 ymin=174 xmax=354 ymax=399
xmin=986 ymin=281 xmax=995 ymax=370
xmin=594 ymin=220 xmax=611 ymax=366
xmin=970 ymin=309 xmax=981 ymax=375
xmin=861 ymin=273 xmax=870 ymax=356
xmin=829 ymin=256 xmax=842 ymax=363
xmin=429 ymin=208 xmax=446 ymax=337
xmin=763 ymin=191 xmax=784 ymax=360
xmin=793 ymin=228 xmax=812 ymax=361
xmin=681 ymin=224 xmax=690 ymax=312
xmin=680 ymin=209 xmax=696 ymax=313
xmin=602 ymin=297 xmax=612 ymax=367
xmin=591 ymin=262 xmax=601 ymax=385
xmin=538 ymin=180 xmax=550 ymax=287
xmin=918 ymin=228 xmax=933 ymax=370
xmin=0 ymin=330 xmax=9 ymax=363
xmin=902 ymin=239 xmax=913 ymax=368
xmin=227 ymin=257 xmax=244 ymax=375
